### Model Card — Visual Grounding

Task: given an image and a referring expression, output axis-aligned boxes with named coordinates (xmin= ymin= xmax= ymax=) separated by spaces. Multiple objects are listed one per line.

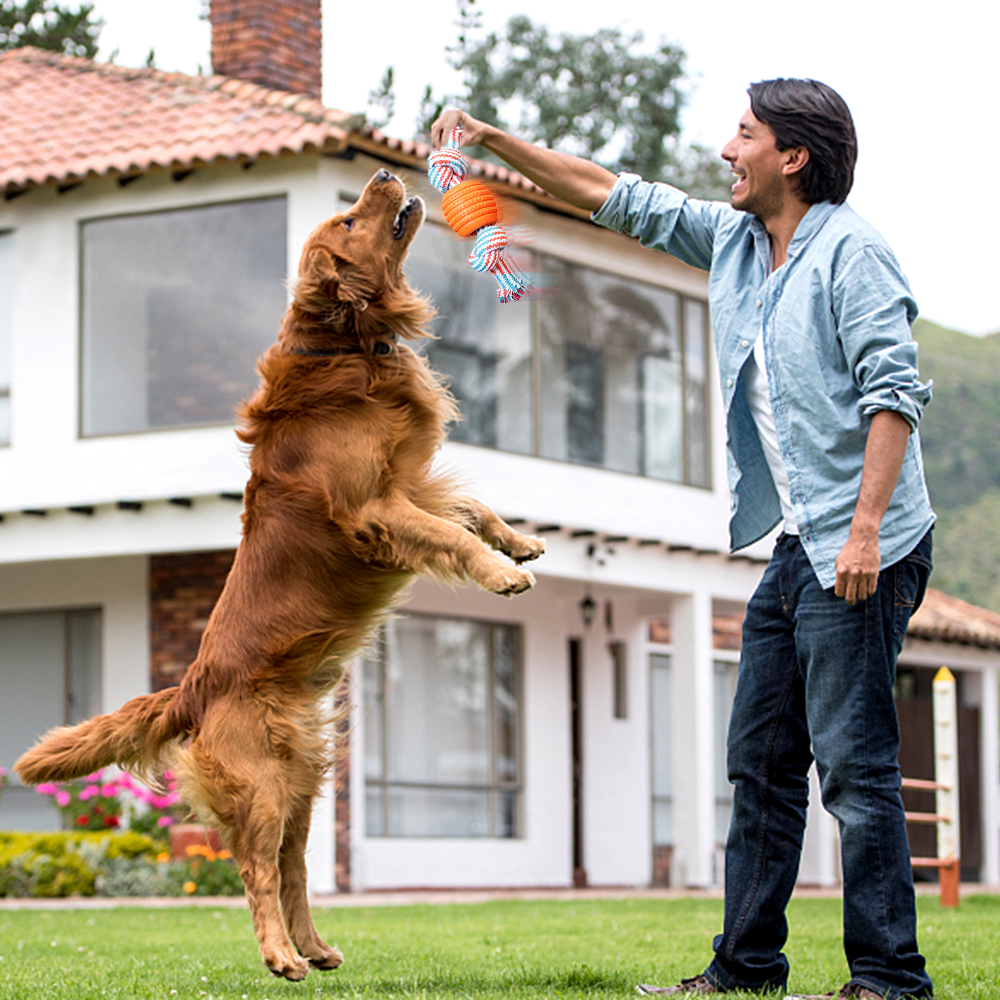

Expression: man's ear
xmin=783 ymin=146 xmax=809 ymax=177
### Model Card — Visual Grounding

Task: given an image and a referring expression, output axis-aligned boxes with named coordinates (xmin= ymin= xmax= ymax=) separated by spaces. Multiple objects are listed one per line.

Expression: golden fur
xmin=15 ymin=169 xmax=543 ymax=980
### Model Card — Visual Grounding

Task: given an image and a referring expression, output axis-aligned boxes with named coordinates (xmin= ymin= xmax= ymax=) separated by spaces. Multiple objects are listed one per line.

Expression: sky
xmin=87 ymin=0 xmax=1000 ymax=336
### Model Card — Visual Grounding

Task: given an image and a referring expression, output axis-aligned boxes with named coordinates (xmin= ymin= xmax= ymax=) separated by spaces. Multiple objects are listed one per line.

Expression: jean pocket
xmin=891 ymin=533 xmax=932 ymax=646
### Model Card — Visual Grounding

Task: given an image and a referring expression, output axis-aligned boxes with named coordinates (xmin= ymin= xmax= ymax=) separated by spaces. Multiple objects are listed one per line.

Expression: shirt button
xmin=727 ymin=378 xmax=733 ymax=387
xmin=742 ymin=339 xmax=750 ymax=347
xmin=756 ymin=299 xmax=762 ymax=307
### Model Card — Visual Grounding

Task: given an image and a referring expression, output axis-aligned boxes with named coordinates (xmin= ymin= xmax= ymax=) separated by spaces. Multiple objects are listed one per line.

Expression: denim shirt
xmin=592 ymin=174 xmax=935 ymax=588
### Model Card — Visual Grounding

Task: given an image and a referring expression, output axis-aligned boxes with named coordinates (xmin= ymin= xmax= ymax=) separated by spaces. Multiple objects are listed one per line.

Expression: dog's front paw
xmin=508 ymin=534 xmax=546 ymax=564
xmin=489 ymin=566 xmax=536 ymax=596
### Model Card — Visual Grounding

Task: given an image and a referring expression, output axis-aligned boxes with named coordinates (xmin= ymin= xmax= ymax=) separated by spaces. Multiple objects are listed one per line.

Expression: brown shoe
xmin=787 ymin=983 xmax=884 ymax=999
xmin=636 ymin=975 xmax=720 ymax=995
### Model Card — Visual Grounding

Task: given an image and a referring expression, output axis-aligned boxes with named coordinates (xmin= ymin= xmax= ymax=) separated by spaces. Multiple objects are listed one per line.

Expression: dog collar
xmin=291 ymin=338 xmax=395 ymax=358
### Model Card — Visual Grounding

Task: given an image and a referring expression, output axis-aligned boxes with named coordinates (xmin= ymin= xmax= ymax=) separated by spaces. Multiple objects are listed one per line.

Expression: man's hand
xmin=834 ymin=409 xmax=912 ymax=605
xmin=431 ymin=108 xmax=491 ymax=149
xmin=835 ymin=529 xmax=880 ymax=605
xmin=428 ymin=106 xmax=617 ymax=213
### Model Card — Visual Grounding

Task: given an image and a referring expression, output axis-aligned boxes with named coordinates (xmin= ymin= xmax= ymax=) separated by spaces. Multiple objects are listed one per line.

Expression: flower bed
xmin=0 ymin=768 xmax=243 ymax=898
xmin=0 ymin=830 xmax=244 ymax=898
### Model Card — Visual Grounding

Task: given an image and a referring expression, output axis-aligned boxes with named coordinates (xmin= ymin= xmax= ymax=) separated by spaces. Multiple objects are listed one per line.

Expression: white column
xmin=670 ymin=589 xmax=716 ymax=887
xmin=981 ymin=666 xmax=1000 ymax=886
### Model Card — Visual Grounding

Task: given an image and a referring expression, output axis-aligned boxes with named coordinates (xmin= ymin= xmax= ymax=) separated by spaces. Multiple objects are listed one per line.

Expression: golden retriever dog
xmin=16 ymin=169 xmax=544 ymax=981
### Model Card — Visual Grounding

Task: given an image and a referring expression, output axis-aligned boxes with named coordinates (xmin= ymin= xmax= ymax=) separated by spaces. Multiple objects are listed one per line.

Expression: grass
xmin=0 ymin=894 xmax=997 ymax=999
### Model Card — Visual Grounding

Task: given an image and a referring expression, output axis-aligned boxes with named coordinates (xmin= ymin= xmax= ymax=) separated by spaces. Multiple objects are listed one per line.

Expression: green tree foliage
xmin=913 ymin=318 xmax=1000 ymax=611
xmin=380 ymin=1 xmax=732 ymax=200
xmin=0 ymin=0 xmax=102 ymax=58
xmin=366 ymin=65 xmax=396 ymax=132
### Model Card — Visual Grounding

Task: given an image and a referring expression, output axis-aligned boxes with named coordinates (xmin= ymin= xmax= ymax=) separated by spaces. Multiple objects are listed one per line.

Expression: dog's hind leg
xmin=231 ymin=784 xmax=311 ymax=982
xmin=279 ymin=791 xmax=344 ymax=970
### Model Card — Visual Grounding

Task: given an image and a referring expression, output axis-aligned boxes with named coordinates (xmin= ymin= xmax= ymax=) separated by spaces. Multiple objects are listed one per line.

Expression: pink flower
xmin=55 ymin=790 xmax=72 ymax=807
xmin=36 ymin=783 xmax=59 ymax=796
xmin=100 ymin=783 xmax=118 ymax=798
xmin=0 ymin=767 xmax=7 ymax=777
xmin=157 ymin=815 xmax=174 ymax=827
xmin=79 ymin=785 xmax=99 ymax=801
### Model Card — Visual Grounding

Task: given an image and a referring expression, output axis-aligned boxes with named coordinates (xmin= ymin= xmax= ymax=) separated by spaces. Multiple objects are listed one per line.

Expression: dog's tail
xmin=14 ymin=686 xmax=184 ymax=787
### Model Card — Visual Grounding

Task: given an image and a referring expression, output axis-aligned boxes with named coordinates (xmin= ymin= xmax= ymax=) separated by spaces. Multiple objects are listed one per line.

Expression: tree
xmin=0 ymin=0 xmax=102 ymax=58
xmin=398 ymin=2 xmax=732 ymax=200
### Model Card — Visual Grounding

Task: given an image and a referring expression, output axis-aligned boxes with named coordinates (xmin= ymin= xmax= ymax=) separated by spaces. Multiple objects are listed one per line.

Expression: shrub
xmin=168 ymin=844 xmax=244 ymax=897
xmin=0 ymin=830 xmax=164 ymax=898
xmin=0 ymin=831 xmax=244 ymax=898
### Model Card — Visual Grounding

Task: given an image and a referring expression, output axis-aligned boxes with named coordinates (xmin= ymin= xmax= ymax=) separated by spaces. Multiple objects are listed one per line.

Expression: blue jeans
xmin=705 ymin=531 xmax=934 ymax=998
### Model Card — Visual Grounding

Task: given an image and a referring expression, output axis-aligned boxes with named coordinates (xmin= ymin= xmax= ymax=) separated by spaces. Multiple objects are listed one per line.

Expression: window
xmin=649 ymin=652 xmax=673 ymax=846
xmin=405 ymin=234 xmax=711 ymax=486
xmin=0 ymin=609 xmax=102 ymax=831
xmin=363 ymin=614 xmax=521 ymax=837
xmin=405 ymin=223 xmax=533 ymax=454
xmin=0 ymin=230 xmax=14 ymax=446
xmin=80 ymin=197 xmax=287 ymax=436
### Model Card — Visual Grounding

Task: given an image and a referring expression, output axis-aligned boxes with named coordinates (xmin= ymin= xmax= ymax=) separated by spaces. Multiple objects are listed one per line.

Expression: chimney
xmin=210 ymin=0 xmax=322 ymax=100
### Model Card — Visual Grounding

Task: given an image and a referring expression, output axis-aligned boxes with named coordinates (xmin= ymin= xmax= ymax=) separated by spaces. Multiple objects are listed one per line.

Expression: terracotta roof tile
xmin=0 ymin=47 xmax=359 ymax=195
xmin=908 ymin=588 xmax=1000 ymax=649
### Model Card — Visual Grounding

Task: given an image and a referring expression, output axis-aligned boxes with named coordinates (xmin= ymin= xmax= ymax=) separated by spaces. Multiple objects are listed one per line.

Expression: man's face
xmin=721 ymin=108 xmax=790 ymax=220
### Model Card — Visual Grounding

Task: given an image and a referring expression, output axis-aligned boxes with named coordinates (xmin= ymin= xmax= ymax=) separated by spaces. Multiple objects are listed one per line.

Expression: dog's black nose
xmin=375 ymin=168 xmax=393 ymax=183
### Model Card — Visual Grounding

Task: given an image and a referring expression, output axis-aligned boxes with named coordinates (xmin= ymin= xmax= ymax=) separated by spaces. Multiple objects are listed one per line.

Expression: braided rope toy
xmin=427 ymin=124 xmax=532 ymax=303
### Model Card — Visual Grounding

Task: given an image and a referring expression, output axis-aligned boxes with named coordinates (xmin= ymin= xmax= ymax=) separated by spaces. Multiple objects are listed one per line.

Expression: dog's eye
xmin=342 ymin=218 xmax=355 ymax=232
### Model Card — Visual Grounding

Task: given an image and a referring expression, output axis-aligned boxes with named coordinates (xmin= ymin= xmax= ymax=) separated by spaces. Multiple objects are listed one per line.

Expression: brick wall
xmin=150 ymin=550 xmax=235 ymax=692
xmin=210 ymin=0 xmax=322 ymax=99
xmin=651 ymin=844 xmax=673 ymax=887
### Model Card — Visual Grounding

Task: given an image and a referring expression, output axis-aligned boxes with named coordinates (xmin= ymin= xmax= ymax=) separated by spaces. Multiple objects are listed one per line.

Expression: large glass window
xmin=405 ymin=223 xmax=533 ymax=454
xmin=0 ymin=609 xmax=102 ymax=830
xmin=405 ymin=235 xmax=711 ymax=487
xmin=363 ymin=614 xmax=521 ymax=838
xmin=80 ymin=198 xmax=287 ymax=436
xmin=0 ymin=230 xmax=14 ymax=446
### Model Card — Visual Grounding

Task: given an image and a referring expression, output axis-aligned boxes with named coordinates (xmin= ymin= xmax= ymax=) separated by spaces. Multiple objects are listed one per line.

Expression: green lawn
xmin=0 ymin=894 xmax=997 ymax=999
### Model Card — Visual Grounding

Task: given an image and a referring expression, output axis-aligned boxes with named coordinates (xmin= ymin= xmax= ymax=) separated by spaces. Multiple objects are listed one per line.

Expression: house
xmin=1 ymin=0 xmax=996 ymax=894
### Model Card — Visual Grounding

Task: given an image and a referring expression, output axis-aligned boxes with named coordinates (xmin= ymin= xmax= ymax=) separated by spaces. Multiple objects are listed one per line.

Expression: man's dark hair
xmin=747 ymin=78 xmax=857 ymax=205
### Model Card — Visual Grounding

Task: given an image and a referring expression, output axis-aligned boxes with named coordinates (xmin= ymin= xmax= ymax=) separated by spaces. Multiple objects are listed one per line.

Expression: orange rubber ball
xmin=441 ymin=179 xmax=503 ymax=237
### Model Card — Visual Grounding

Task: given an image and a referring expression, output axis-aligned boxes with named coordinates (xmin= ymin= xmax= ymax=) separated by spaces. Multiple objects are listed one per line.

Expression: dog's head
xmin=292 ymin=170 xmax=432 ymax=341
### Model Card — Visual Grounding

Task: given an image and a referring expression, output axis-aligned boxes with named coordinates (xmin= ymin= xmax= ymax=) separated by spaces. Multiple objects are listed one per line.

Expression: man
xmin=432 ymin=78 xmax=935 ymax=1000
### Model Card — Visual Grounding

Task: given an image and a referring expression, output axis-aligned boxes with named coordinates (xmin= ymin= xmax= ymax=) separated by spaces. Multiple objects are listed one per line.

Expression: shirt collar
xmin=748 ymin=200 xmax=840 ymax=267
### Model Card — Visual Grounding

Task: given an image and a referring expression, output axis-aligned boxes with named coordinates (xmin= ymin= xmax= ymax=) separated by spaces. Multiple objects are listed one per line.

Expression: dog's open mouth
xmin=392 ymin=197 xmax=421 ymax=240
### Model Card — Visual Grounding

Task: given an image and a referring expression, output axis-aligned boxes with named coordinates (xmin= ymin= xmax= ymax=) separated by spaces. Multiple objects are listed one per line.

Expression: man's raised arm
xmin=430 ymin=109 xmax=618 ymax=214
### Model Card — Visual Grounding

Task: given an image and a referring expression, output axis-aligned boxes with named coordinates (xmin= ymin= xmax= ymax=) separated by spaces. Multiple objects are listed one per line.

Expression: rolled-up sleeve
xmin=592 ymin=174 xmax=725 ymax=272
xmin=834 ymin=244 xmax=931 ymax=429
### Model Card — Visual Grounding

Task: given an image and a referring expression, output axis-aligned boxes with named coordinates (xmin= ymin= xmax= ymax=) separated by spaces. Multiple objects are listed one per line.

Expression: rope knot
xmin=426 ymin=122 xmax=533 ymax=303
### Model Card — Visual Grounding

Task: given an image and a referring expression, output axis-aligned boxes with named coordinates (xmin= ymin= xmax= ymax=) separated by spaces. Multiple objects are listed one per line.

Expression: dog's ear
xmin=296 ymin=246 xmax=373 ymax=314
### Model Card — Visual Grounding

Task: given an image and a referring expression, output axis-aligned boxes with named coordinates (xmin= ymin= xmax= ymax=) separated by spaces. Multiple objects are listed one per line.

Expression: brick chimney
xmin=210 ymin=0 xmax=322 ymax=99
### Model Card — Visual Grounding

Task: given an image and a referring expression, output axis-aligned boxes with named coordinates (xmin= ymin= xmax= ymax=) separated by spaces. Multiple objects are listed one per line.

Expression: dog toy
xmin=427 ymin=124 xmax=532 ymax=303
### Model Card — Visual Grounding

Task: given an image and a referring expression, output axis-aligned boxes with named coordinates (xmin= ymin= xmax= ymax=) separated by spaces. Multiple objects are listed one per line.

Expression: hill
xmin=913 ymin=318 xmax=1000 ymax=611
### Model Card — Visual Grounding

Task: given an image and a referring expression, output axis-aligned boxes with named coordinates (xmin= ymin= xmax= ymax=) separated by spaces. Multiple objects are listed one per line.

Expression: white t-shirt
xmin=742 ymin=333 xmax=799 ymax=535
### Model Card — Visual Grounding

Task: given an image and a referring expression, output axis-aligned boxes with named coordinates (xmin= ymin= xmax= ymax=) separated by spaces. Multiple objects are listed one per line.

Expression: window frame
xmin=363 ymin=611 xmax=524 ymax=839
xmin=76 ymin=194 xmax=288 ymax=439
xmin=411 ymin=230 xmax=713 ymax=489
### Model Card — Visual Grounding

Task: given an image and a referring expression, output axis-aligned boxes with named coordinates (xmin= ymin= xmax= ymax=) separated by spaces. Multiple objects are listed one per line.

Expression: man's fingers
xmin=431 ymin=108 xmax=464 ymax=148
